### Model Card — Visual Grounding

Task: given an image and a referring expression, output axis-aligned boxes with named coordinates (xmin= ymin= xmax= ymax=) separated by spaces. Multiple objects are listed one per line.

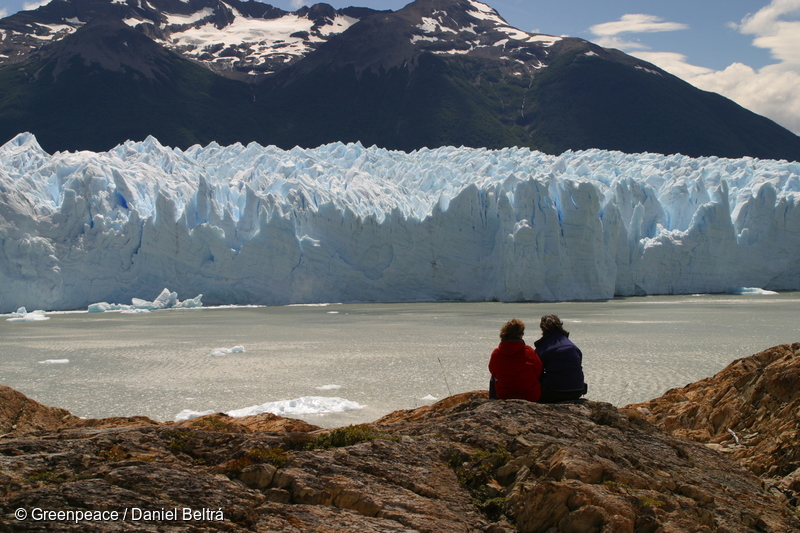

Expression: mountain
xmin=1 ymin=0 xmax=800 ymax=159
xmin=0 ymin=0 xmax=377 ymax=78
xmin=0 ymin=15 xmax=264 ymax=150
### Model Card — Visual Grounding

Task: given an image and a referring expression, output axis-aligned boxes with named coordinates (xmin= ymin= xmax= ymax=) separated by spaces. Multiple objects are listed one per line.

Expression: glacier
xmin=1 ymin=132 xmax=799 ymax=313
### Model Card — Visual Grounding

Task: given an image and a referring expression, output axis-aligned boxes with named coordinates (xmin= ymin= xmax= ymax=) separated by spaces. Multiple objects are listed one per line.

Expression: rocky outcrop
xmin=628 ymin=342 xmax=800 ymax=504
xmin=375 ymin=394 xmax=799 ymax=532
xmin=2 ymin=386 xmax=799 ymax=532
xmin=0 ymin=385 xmax=78 ymax=436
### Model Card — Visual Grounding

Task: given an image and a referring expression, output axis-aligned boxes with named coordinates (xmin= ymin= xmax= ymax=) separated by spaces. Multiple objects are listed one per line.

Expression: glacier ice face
xmin=1 ymin=132 xmax=799 ymax=312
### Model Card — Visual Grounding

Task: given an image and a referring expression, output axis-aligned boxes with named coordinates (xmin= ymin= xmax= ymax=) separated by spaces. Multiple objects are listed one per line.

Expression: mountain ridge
xmin=1 ymin=0 xmax=799 ymax=159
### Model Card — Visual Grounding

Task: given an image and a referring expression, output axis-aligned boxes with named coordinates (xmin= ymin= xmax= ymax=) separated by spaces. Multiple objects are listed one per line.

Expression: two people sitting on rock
xmin=488 ymin=315 xmax=587 ymax=403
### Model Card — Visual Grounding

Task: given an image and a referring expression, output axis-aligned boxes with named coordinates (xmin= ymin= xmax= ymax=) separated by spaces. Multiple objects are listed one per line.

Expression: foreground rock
xmin=629 ymin=342 xmax=800 ymax=504
xmin=2 ymin=386 xmax=798 ymax=532
xmin=374 ymin=396 xmax=799 ymax=532
xmin=0 ymin=385 xmax=78 ymax=435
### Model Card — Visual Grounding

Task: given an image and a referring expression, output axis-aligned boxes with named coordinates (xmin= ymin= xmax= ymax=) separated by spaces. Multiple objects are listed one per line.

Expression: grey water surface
xmin=2 ymin=293 xmax=798 ymax=428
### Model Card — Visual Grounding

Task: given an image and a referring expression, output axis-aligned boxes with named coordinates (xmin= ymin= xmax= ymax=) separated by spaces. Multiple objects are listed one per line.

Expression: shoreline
xmin=0 ymin=287 xmax=792 ymax=316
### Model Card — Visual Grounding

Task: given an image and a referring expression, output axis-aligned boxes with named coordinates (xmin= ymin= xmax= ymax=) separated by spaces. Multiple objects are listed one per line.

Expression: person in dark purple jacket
xmin=533 ymin=315 xmax=588 ymax=403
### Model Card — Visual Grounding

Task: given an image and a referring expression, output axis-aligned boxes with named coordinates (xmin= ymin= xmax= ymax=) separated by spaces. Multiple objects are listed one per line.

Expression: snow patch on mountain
xmin=164 ymin=8 xmax=214 ymax=26
xmin=0 ymin=1 xmax=362 ymax=76
xmin=466 ymin=0 xmax=505 ymax=25
xmin=404 ymin=0 xmax=565 ymax=69
xmin=418 ymin=17 xmax=452 ymax=34
xmin=528 ymin=35 xmax=562 ymax=46
xmin=496 ymin=26 xmax=529 ymax=40
xmin=157 ymin=12 xmax=359 ymax=74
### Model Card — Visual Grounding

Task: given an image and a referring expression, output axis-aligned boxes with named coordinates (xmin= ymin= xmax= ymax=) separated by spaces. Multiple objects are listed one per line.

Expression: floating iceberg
xmin=726 ymin=287 xmax=779 ymax=295
xmin=1 ymin=132 xmax=799 ymax=312
xmin=208 ymin=345 xmax=245 ymax=357
xmin=131 ymin=288 xmax=203 ymax=310
xmin=173 ymin=395 xmax=364 ymax=422
xmin=226 ymin=396 xmax=365 ymax=418
xmin=88 ymin=288 xmax=203 ymax=313
xmin=6 ymin=308 xmax=50 ymax=322
xmin=174 ymin=409 xmax=215 ymax=422
xmin=87 ymin=302 xmax=128 ymax=313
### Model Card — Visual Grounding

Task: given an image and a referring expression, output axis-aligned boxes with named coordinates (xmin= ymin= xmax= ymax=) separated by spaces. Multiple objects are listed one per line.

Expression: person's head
xmin=500 ymin=318 xmax=525 ymax=341
xmin=540 ymin=315 xmax=569 ymax=337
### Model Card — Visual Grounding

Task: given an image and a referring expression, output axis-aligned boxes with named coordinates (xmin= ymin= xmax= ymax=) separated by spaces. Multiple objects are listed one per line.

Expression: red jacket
xmin=489 ymin=340 xmax=543 ymax=402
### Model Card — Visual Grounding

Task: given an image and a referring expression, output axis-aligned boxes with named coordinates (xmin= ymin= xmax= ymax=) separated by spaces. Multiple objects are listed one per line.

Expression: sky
xmin=1 ymin=0 xmax=799 ymax=135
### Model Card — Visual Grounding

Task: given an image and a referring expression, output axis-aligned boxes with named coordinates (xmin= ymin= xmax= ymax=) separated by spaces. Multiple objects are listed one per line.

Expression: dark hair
xmin=500 ymin=319 xmax=525 ymax=341
xmin=540 ymin=315 xmax=569 ymax=336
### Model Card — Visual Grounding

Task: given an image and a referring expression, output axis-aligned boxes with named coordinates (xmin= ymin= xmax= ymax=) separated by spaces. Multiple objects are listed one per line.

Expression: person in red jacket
xmin=488 ymin=318 xmax=543 ymax=402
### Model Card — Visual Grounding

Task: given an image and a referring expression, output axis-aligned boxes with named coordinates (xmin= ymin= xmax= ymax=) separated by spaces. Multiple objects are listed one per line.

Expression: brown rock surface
xmin=1 ymin=384 xmax=798 ymax=532
xmin=628 ymin=343 xmax=800 ymax=496
xmin=376 ymin=394 xmax=798 ymax=532
xmin=0 ymin=385 xmax=79 ymax=435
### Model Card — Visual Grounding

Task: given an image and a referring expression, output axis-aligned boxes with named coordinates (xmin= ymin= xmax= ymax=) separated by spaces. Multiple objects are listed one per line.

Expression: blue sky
xmin=2 ymin=0 xmax=799 ymax=135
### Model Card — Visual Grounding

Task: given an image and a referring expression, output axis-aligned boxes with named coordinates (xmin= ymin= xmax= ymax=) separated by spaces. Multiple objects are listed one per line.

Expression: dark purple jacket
xmin=533 ymin=332 xmax=585 ymax=391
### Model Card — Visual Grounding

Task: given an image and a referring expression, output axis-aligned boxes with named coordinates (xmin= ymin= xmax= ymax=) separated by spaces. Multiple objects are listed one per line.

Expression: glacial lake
xmin=2 ymin=293 xmax=799 ymax=428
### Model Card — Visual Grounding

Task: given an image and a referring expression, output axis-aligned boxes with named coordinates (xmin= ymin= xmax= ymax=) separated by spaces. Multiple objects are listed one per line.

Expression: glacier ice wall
xmin=1 ymin=132 xmax=799 ymax=312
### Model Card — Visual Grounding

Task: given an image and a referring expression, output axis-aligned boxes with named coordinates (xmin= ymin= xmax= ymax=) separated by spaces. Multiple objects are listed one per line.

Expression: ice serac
xmin=1 ymin=133 xmax=799 ymax=312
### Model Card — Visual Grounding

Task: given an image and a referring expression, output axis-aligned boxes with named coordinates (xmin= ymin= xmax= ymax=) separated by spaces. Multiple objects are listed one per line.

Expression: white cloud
xmin=633 ymin=51 xmax=713 ymax=79
xmin=22 ymin=0 xmax=52 ymax=10
xmin=738 ymin=0 xmax=800 ymax=66
xmin=0 ymin=8 xmax=8 ymax=18
xmin=588 ymin=14 xmax=689 ymax=54
xmin=589 ymin=14 xmax=688 ymax=38
xmin=289 ymin=0 xmax=306 ymax=10
xmin=697 ymin=64 xmax=800 ymax=133
xmin=592 ymin=4 xmax=800 ymax=136
xmin=737 ymin=0 xmax=800 ymax=34
xmin=592 ymin=36 xmax=649 ymax=52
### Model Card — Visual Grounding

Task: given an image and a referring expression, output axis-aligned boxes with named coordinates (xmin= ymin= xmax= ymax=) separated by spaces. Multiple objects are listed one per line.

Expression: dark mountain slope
xmin=0 ymin=17 xmax=258 ymax=152
xmin=521 ymin=50 xmax=800 ymax=160
xmin=254 ymin=42 xmax=800 ymax=158
xmin=253 ymin=53 xmax=532 ymax=151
